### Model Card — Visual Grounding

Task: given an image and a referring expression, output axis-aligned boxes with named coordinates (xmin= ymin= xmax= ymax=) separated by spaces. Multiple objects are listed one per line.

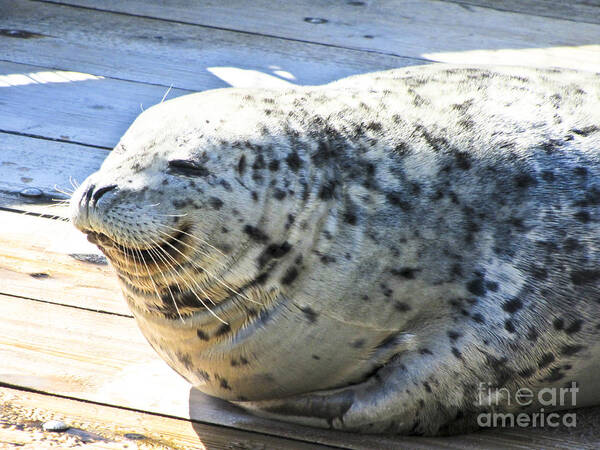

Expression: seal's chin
xmin=83 ymin=227 xmax=190 ymax=271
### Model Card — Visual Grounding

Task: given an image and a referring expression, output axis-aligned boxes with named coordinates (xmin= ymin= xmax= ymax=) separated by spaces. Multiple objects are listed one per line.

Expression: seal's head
xmin=70 ymin=88 xmax=397 ymax=403
xmin=71 ymin=91 xmax=280 ymax=318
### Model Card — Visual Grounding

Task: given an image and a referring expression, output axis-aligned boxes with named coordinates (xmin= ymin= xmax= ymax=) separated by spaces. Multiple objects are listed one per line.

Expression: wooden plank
xmin=0 ymin=133 xmax=106 ymax=210
xmin=40 ymin=0 xmax=600 ymax=71
xmin=0 ymin=60 xmax=191 ymax=149
xmin=0 ymin=209 xmax=127 ymax=315
xmin=2 ymin=290 xmax=600 ymax=448
xmin=447 ymin=0 xmax=600 ymax=25
xmin=0 ymin=386 xmax=327 ymax=450
xmin=1 ymin=0 xmax=418 ymax=92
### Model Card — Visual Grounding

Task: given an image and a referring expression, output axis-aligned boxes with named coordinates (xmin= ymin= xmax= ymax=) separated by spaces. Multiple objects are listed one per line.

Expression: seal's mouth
xmin=85 ymin=228 xmax=189 ymax=266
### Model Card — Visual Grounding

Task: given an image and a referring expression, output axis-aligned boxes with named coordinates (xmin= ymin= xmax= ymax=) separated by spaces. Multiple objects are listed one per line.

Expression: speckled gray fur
xmin=71 ymin=64 xmax=600 ymax=435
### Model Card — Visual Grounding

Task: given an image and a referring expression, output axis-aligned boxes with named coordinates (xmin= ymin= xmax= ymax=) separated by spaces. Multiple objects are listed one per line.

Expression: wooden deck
xmin=1 ymin=0 xmax=600 ymax=448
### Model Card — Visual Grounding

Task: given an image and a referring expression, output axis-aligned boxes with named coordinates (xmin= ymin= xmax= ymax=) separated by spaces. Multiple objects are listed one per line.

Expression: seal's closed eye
xmin=168 ymin=159 xmax=209 ymax=177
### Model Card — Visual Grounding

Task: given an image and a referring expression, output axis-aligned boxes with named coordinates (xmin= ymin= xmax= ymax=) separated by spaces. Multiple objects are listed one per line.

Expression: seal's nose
xmin=81 ymin=184 xmax=118 ymax=208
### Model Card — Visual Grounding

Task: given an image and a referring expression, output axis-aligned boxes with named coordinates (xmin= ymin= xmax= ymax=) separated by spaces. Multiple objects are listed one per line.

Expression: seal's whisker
xmin=155 ymin=227 xmax=218 ymax=263
xmin=69 ymin=176 xmax=80 ymax=191
xmin=53 ymin=185 xmax=75 ymax=197
xmin=155 ymin=213 xmax=188 ymax=218
xmin=147 ymin=235 xmax=228 ymax=324
xmin=161 ymin=84 xmax=173 ymax=104
xmin=160 ymin=224 xmax=227 ymax=258
xmin=156 ymin=229 xmax=262 ymax=305
xmin=149 ymin=234 xmax=217 ymax=306
xmin=132 ymin=239 xmax=184 ymax=322
xmin=128 ymin=242 xmax=163 ymax=302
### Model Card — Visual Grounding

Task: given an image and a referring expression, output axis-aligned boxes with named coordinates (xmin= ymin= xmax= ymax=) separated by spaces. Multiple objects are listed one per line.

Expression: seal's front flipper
xmin=236 ymin=340 xmax=483 ymax=435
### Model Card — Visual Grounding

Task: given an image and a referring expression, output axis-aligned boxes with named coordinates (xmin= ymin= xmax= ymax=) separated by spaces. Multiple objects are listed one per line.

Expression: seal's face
xmin=71 ymin=92 xmax=278 ymax=319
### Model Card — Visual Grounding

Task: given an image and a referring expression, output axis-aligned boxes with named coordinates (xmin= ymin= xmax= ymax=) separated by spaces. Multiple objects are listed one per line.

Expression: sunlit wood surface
xmin=1 ymin=0 xmax=600 ymax=448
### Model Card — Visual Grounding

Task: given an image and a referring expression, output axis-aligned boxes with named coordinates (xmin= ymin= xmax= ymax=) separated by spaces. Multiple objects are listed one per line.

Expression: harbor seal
xmin=70 ymin=64 xmax=600 ymax=435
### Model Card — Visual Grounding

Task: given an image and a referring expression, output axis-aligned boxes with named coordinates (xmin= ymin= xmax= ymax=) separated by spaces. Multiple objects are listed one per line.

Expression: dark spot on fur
xmin=243 ymin=225 xmax=269 ymax=243
xmin=466 ymin=277 xmax=486 ymax=296
xmin=237 ymin=155 xmax=247 ymax=175
xmin=282 ymin=267 xmax=299 ymax=285
xmin=447 ymin=330 xmax=461 ymax=341
xmin=565 ymin=319 xmax=583 ymax=335
xmin=252 ymin=154 xmax=266 ymax=170
xmin=391 ymin=267 xmax=420 ymax=279
xmin=395 ymin=302 xmax=411 ymax=312
xmin=273 ymin=188 xmax=286 ymax=200
xmin=344 ymin=210 xmax=357 ymax=225
xmin=215 ymin=323 xmax=231 ymax=337
xmin=386 ymin=191 xmax=411 ymax=210
xmin=218 ymin=376 xmax=231 ymax=390
xmin=505 ymin=320 xmax=516 ymax=333
xmin=553 ymin=318 xmax=564 ymax=330
xmin=320 ymin=254 xmax=336 ymax=264
xmin=514 ymin=173 xmax=537 ymax=188
xmin=319 ymin=181 xmax=337 ymax=200
xmin=423 ymin=382 xmax=432 ymax=393
xmin=571 ymin=126 xmax=599 ymax=137
xmin=541 ymin=170 xmax=555 ymax=182
xmin=312 ymin=354 xmax=321 ymax=360
xmin=286 ymin=151 xmax=302 ymax=172
xmin=172 ymin=199 xmax=188 ymax=209
xmin=455 ymin=152 xmax=471 ymax=170
xmin=420 ymin=348 xmax=433 ymax=355
xmin=502 ymin=298 xmax=523 ymax=314
xmin=196 ymin=329 xmax=209 ymax=341
xmin=300 ymin=306 xmax=318 ymax=323
xmin=472 ymin=313 xmax=485 ymax=324
xmin=544 ymin=368 xmax=565 ymax=382
xmin=352 ymin=339 xmax=366 ymax=348
xmin=269 ymin=159 xmax=280 ymax=171
xmin=451 ymin=347 xmax=462 ymax=359
xmin=563 ymin=238 xmax=580 ymax=253
xmin=208 ymin=197 xmax=223 ymax=210
xmin=570 ymin=269 xmax=600 ymax=285
xmin=562 ymin=344 xmax=584 ymax=356
xmin=258 ymin=241 xmax=292 ymax=267
xmin=538 ymin=353 xmax=555 ymax=369
xmin=574 ymin=210 xmax=591 ymax=222
xmin=366 ymin=122 xmax=382 ymax=132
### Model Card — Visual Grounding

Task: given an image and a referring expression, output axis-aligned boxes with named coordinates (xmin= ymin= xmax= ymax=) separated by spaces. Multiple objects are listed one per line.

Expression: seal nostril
xmin=91 ymin=184 xmax=118 ymax=205
xmin=80 ymin=184 xmax=96 ymax=208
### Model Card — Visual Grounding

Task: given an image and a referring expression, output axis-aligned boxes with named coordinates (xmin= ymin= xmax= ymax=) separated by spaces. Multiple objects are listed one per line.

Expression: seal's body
xmin=71 ymin=65 xmax=600 ymax=435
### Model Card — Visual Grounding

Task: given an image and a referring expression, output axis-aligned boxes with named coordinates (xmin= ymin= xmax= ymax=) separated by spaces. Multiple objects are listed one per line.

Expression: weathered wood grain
xmin=39 ymin=0 xmax=600 ymax=70
xmin=0 ymin=60 xmax=191 ymax=149
xmin=1 ymin=0 xmax=418 ymax=92
xmin=448 ymin=0 xmax=600 ymax=25
xmin=0 ymin=133 xmax=106 ymax=210
xmin=0 ymin=386 xmax=326 ymax=450
xmin=0 ymin=209 xmax=126 ymax=315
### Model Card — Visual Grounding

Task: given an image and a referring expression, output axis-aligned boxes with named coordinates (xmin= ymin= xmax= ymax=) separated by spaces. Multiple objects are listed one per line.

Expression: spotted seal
xmin=70 ymin=64 xmax=600 ymax=435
